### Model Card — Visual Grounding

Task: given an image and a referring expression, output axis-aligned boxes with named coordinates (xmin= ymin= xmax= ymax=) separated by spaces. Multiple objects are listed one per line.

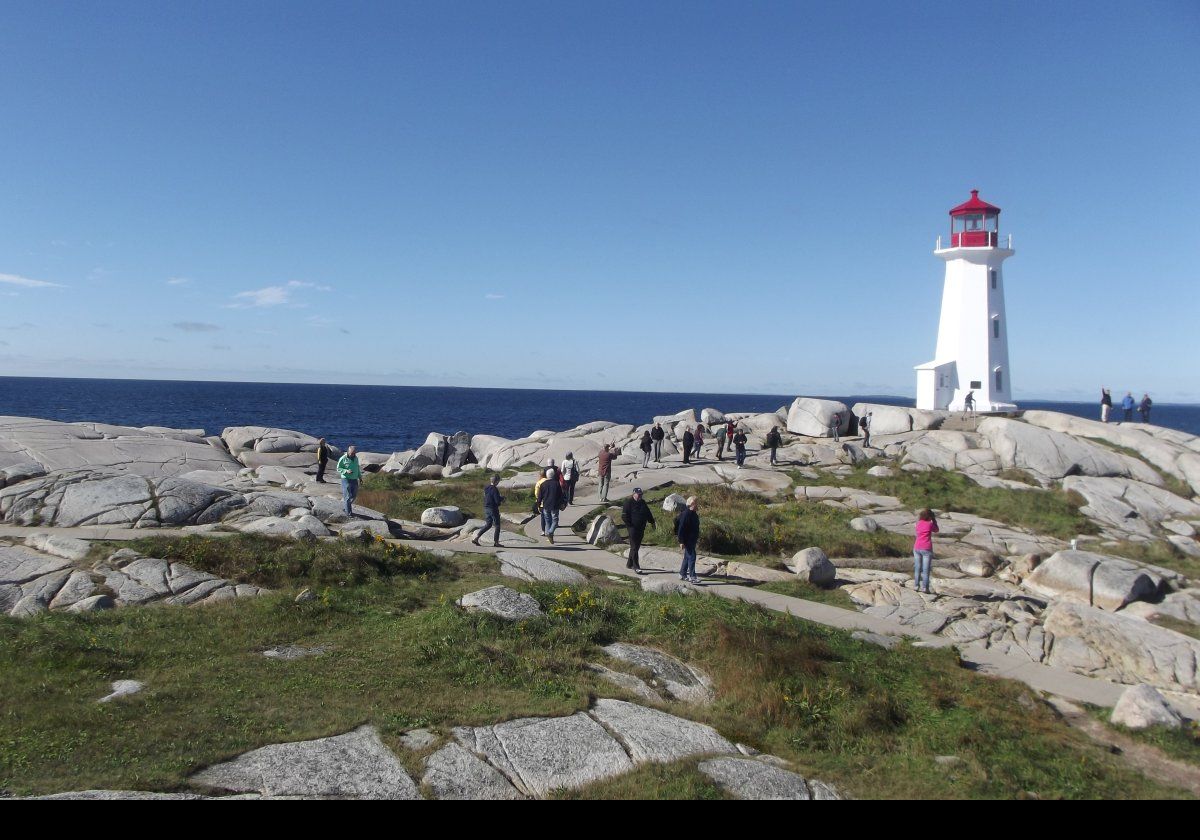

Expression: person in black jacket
xmin=733 ymin=428 xmax=748 ymax=468
xmin=651 ymin=423 xmax=665 ymax=462
xmin=471 ymin=474 xmax=504 ymax=547
xmin=681 ymin=428 xmax=694 ymax=464
xmin=537 ymin=467 xmax=565 ymax=544
xmin=315 ymin=437 xmax=330 ymax=483
xmin=639 ymin=431 xmax=653 ymax=468
xmin=765 ymin=426 xmax=782 ymax=466
xmin=621 ymin=487 xmax=656 ymax=575
xmin=860 ymin=412 xmax=872 ymax=449
xmin=676 ymin=496 xmax=700 ymax=583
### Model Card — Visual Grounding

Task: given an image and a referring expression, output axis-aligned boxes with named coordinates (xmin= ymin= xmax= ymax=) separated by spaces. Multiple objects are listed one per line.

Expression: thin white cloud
xmin=0 ymin=273 xmax=62 ymax=289
xmin=485 ymin=293 xmax=505 ymax=300
xmin=166 ymin=277 xmax=191 ymax=286
xmin=227 ymin=280 xmax=332 ymax=308
xmin=288 ymin=280 xmax=333 ymax=292
xmin=173 ymin=321 xmax=221 ymax=333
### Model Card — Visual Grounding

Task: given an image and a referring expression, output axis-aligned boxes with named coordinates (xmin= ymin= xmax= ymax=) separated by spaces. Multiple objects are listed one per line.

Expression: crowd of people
xmin=1100 ymin=389 xmax=1152 ymax=424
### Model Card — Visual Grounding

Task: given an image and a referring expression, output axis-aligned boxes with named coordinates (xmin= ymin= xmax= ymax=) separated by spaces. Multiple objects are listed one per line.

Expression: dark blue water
xmin=0 ymin=377 xmax=1195 ymax=453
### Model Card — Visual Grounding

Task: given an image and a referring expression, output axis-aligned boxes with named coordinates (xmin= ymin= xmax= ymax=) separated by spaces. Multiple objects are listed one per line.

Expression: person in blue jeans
xmin=471 ymin=474 xmax=504 ymax=547
xmin=336 ymin=445 xmax=362 ymax=516
xmin=676 ymin=496 xmax=701 ymax=584
xmin=537 ymin=467 xmax=564 ymax=544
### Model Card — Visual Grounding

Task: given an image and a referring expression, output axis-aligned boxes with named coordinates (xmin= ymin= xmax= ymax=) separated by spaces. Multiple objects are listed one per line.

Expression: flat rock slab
xmin=601 ymin=643 xmax=715 ymax=704
xmin=97 ymin=680 xmax=145 ymax=703
xmin=497 ymin=551 xmax=586 ymax=585
xmin=586 ymin=663 xmax=661 ymax=703
xmin=454 ymin=712 xmax=633 ymax=797
xmin=24 ymin=532 xmax=91 ymax=561
xmin=262 ymin=645 xmax=330 ymax=661
xmin=457 ymin=585 xmax=545 ymax=621
xmin=590 ymin=698 xmax=735 ymax=764
xmin=698 ymin=757 xmax=841 ymax=800
xmin=422 ymin=743 xmax=524 ymax=800
xmin=189 ymin=725 xmax=420 ymax=799
xmin=31 ymin=790 xmax=209 ymax=800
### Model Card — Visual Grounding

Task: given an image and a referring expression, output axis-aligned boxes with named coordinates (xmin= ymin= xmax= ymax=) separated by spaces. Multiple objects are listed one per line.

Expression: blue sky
xmin=2 ymin=1 xmax=1198 ymax=401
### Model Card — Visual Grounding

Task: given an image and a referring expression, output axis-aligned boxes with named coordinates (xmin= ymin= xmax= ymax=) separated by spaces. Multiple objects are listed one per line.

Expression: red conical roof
xmin=949 ymin=189 xmax=1000 ymax=216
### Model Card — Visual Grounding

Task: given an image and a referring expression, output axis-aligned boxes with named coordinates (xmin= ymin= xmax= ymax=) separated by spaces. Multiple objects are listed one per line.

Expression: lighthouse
xmin=915 ymin=190 xmax=1016 ymax=413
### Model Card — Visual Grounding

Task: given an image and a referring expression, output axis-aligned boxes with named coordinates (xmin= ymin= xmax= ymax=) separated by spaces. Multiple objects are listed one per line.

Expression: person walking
xmin=1139 ymin=393 xmax=1153 ymax=423
xmin=315 ymin=437 xmax=330 ymax=483
xmin=733 ymin=427 xmax=748 ymax=468
xmin=537 ymin=467 xmax=565 ymax=544
xmin=639 ymin=431 xmax=653 ymax=468
xmin=1100 ymin=388 xmax=1112 ymax=423
xmin=471 ymin=474 xmax=504 ymax=547
xmin=621 ymin=487 xmax=656 ymax=575
xmin=651 ymin=423 xmax=665 ymax=462
xmin=765 ymin=426 xmax=782 ymax=466
xmin=913 ymin=508 xmax=939 ymax=595
xmin=692 ymin=425 xmax=705 ymax=460
xmin=533 ymin=469 xmax=550 ymax=535
xmin=830 ymin=412 xmax=841 ymax=443
xmin=597 ymin=444 xmax=616 ymax=503
xmin=336 ymin=445 xmax=362 ymax=516
xmin=963 ymin=391 xmax=976 ymax=418
xmin=561 ymin=452 xmax=580 ymax=504
xmin=1121 ymin=392 xmax=1135 ymax=422
xmin=681 ymin=427 xmax=694 ymax=464
xmin=715 ymin=423 xmax=727 ymax=460
xmin=676 ymin=496 xmax=701 ymax=584
xmin=860 ymin=413 xmax=872 ymax=449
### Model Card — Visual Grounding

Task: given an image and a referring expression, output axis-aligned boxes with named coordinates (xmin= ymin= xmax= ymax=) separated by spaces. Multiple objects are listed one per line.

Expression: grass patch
xmin=1102 ymin=541 xmax=1200 ymax=581
xmin=634 ymin=484 xmax=911 ymax=561
xmin=795 ymin=466 xmax=1097 ymax=541
xmin=357 ymin=471 xmax=536 ymax=522
xmin=1090 ymin=708 xmax=1200 ymax=769
xmin=103 ymin=533 xmax=444 ymax=590
xmin=753 ymin=579 xmax=856 ymax=609
xmin=1155 ymin=617 xmax=1200 ymax=642
xmin=1088 ymin=440 xmax=1196 ymax=501
xmin=0 ymin=537 xmax=1192 ymax=799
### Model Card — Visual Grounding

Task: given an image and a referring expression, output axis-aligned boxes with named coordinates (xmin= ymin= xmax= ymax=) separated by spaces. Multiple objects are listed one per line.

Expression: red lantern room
xmin=949 ymin=189 xmax=1001 ymax=247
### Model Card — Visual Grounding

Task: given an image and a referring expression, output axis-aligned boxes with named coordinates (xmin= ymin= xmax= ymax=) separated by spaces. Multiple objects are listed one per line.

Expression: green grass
xmin=1155 ymin=617 xmax=1200 ymax=642
xmin=795 ymin=465 xmax=1098 ymax=541
xmin=357 ymin=471 xmax=536 ymax=523
xmin=1 ymin=536 xmax=1191 ymax=799
xmin=753 ymin=579 xmax=856 ymax=608
xmin=1102 ymin=541 xmax=1200 ymax=581
xmin=630 ymin=484 xmax=911 ymax=561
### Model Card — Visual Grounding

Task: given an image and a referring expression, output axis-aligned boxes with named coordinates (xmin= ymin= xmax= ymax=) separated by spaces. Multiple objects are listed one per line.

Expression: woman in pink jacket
xmin=913 ymin=509 xmax=939 ymax=594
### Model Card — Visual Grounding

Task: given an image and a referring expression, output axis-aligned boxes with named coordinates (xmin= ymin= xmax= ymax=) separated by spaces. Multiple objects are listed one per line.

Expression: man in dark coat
xmin=765 ymin=426 xmax=782 ymax=465
xmin=315 ymin=437 xmax=330 ymax=483
xmin=471 ymin=474 xmax=504 ymax=547
xmin=537 ymin=467 xmax=565 ymax=544
xmin=676 ymin=496 xmax=700 ymax=583
xmin=682 ymin=428 xmax=694 ymax=464
xmin=650 ymin=423 xmax=665 ymax=462
xmin=733 ymin=428 xmax=748 ymax=468
xmin=621 ymin=487 xmax=656 ymax=575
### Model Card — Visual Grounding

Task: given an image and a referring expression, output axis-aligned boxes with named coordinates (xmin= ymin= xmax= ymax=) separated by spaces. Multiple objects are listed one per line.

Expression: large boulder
xmin=457 ymin=586 xmax=545 ymax=621
xmin=1023 ymin=550 xmax=1162 ymax=611
xmin=785 ymin=398 xmax=850 ymax=438
xmin=1110 ymin=684 xmax=1183 ymax=731
xmin=700 ymin=408 xmax=726 ymax=425
xmin=586 ymin=515 xmax=621 ymax=546
xmin=421 ymin=506 xmax=466 ymax=528
xmin=978 ymin=418 xmax=1162 ymax=484
xmin=1062 ymin=476 xmax=1200 ymax=537
xmin=851 ymin=403 xmax=947 ymax=435
xmin=786 ymin=547 xmax=836 ymax=585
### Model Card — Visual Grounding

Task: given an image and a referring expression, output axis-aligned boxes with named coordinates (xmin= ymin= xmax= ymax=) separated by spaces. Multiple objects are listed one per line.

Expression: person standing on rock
xmin=621 ymin=487 xmax=656 ymax=575
xmin=913 ymin=508 xmax=939 ymax=595
xmin=681 ymin=427 xmax=694 ymax=464
xmin=1100 ymin=388 xmax=1112 ymax=423
xmin=537 ymin=467 xmax=565 ymax=544
xmin=860 ymin=413 xmax=872 ymax=449
xmin=830 ymin=412 xmax=842 ymax=443
xmin=597 ymin=444 xmax=617 ymax=503
xmin=651 ymin=423 xmax=665 ymax=462
xmin=315 ymin=437 xmax=330 ymax=483
xmin=1139 ymin=393 xmax=1153 ymax=423
xmin=471 ymin=474 xmax=504 ymax=547
xmin=562 ymin=452 xmax=580 ymax=505
xmin=639 ymin=431 xmax=653 ymax=468
xmin=715 ymin=423 xmax=727 ymax=460
xmin=676 ymin=496 xmax=701 ymax=584
xmin=733 ymin=427 xmax=748 ymax=468
xmin=765 ymin=426 xmax=783 ymax=466
xmin=336 ymin=445 xmax=363 ymax=516
xmin=1121 ymin=392 xmax=1135 ymax=422
xmin=692 ymin=424 xmax=705 ymax=460
xmin=963 ymin=391 xmax=975 ymax=418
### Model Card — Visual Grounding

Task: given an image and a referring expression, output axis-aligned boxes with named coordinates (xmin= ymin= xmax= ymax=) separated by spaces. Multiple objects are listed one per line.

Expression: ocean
xmin=0 ymin=376 xmax=1195 ymax=454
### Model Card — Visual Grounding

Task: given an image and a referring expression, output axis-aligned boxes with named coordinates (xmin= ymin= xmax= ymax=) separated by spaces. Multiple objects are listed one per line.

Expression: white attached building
xmin=915 ymin=190 xmax=1016 ymax=412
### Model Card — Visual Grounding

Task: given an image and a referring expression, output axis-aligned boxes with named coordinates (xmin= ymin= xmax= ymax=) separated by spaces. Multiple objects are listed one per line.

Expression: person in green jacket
xmin=337 ymin=445 xmax=363 ymax=516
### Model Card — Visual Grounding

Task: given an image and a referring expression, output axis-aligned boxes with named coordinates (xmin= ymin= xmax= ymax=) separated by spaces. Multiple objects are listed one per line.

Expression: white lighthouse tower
xmin=915 ymin=190 xmax=1016 ymax=412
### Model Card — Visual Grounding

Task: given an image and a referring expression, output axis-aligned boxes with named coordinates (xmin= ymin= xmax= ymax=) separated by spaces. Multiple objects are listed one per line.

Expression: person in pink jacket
xmin=913 ymin=508 xmax=939 ymax=594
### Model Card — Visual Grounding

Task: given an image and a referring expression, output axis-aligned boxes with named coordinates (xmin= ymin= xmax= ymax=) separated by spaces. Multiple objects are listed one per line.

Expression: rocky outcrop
xmin=698 ymin=757 xmax=841 ymax=800
xmin=851 ymin=403 xmax=947 ymax=436
xmin=1023 ymin=550 xmax=1162 ymax=612
xmin=497 ymin=552 xmax=586 ymax=585
xmin=601 ymin=643 xmax=714 ymax=704
xmin=1061 ymin=476 xmax=1200 ymax=538
xmin=1109 ymin=684 xmax=1184 ymax=730
xmin=785 ymin=398 xmax=850 ymax=438
xmin=978 ymin=417 xmax=1163 ymax=484
xmin=457 ymin=585 xmax=545 ymax=621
